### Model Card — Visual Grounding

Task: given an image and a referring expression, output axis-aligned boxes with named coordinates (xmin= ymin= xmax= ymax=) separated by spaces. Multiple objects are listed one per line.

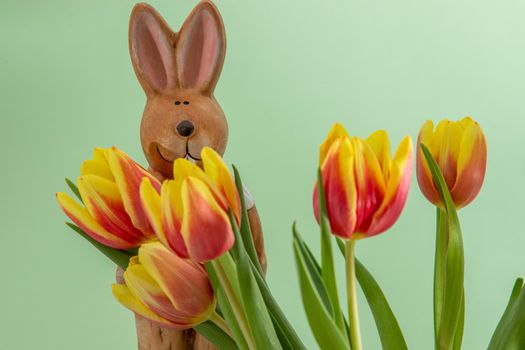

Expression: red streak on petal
xmin=416 ymin=142 xmax=441 ymax=206
xmin=366 ymin=165 xmax=412 ymax=236
xmin=141 ymin=291 xmax=193 ymax=324
xmin=312 ymin=183 xmax=320 ymax=225
xmin=321 ymin=155 xmax=356 ymax=238
xmin=184 ymin=190 xmax=234 ymax=262
xmin=450 ymin=136 xmax=487 ymax=208
xmin=89 ymin=198 xmax=145 ymax=241
xmin=146 ymin=249 xmax=213 ymax=317
xmin=62 ymin=207 xmax=138 ymax=249
xmin=353 ymin=163 xmax=384 ymax=233
xmin=161 ymin=214 xmax=190 ymax=258
xmin=116 ymin=154 xmax=161 ymax=233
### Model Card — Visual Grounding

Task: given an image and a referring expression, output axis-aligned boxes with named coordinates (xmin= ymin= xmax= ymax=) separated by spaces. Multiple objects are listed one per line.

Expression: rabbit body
xmin=128 ymin=1 xmax=266 ymax=349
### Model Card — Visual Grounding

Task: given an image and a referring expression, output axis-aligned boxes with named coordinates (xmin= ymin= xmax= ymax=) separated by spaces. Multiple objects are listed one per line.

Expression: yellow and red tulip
xmin=112 ymin=241 xmax=215 ymax=329
xmin=140 ymin=147 xmax=241 ymax=262
xmin=313 ymin=124 xmax=413 ymax=239
xmin=56 ymin=147 xmax=161 ymax=249
xmin=416 ymin=117 xmax=487 ymax=209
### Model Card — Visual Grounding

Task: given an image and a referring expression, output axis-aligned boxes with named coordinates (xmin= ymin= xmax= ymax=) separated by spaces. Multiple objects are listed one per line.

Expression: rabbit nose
xmin=176 ymin=120 xmax=194 ymax=137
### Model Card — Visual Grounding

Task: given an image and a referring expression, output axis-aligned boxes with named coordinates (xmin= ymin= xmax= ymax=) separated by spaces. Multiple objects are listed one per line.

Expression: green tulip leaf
xmin=194 ymin=320 xmax=239 ymax=350
xmin=293 ymin=225 xmax=333 ymax=314
xmin=421 ymin=144 xmax=464 ymax=350
xmin=205 ymin=261 xmax=250 ymax=350
xmin=488 ymin=278 xmax=525 ymax=350
xmin=229 ymin=211 xmax=282 ymax=350
xmin=293 ymin=238 xmax=350 ymax=350
xmin=354 ymin=258 xmax=408 ymax=350
xmin=232 ymin=165 xmax=263 ymax=275
xmin=249 ymin=258 xmax=306 ymax=350
xmin=316 ymin=168 xmax=347 ymax=335
xmin=65 ymin=177 xmax=83 ymax=203
xmin=65 ymin=222 xmax=132 ymax=269
xmin=335 ymin=238 xmax=408 ymax=350
xmin=232 ymin=166 xmax=306 ymax=349
xmin=453 ymin=293 xmax=465 ymax=350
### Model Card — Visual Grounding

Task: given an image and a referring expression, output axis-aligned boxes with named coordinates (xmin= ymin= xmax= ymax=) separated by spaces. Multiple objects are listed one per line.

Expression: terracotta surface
xmin=129 ymin=0 xmax=228 ymax=180
xmin=127 ymin=1 xmax=266 ymax=349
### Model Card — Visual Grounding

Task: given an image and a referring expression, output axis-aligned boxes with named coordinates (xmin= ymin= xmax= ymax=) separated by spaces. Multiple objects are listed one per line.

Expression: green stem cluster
xmin=209 ymin=312 xmax=232 ymax=337
xmin=212 ymin=255 xmax=256 ymax=349
xmin=201 ymin=168 xmax=303 ymax=350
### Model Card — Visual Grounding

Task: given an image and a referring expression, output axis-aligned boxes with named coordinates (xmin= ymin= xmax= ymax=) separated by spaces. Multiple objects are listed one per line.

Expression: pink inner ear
xmin=132 ymin=12 xmax=175 ymax=92
xmin=178 ymin=10 xmax=222 ymax=91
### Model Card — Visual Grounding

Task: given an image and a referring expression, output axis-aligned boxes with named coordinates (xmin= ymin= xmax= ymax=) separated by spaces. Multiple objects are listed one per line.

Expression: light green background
xmin=1 ymin=0 xmax=524 ymax=349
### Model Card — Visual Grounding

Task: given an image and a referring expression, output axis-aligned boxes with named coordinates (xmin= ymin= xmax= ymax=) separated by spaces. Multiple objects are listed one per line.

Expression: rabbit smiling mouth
xmin=156 ymin=144 xmax=201 ymax=164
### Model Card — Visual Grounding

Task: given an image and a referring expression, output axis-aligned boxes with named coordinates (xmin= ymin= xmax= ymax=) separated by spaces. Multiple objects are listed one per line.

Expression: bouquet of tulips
xmin=56 ymin=117 xmax=525 ymax=350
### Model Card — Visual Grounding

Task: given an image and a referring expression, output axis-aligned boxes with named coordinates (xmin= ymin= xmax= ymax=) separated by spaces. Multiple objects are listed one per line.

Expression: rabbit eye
xmin=183 ymin=101 xmax=190 ymax=105
xmin=174 ymin=101 xmax=181 ymax=105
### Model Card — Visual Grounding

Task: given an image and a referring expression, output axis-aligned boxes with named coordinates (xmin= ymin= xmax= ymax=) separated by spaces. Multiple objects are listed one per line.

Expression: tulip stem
xmin=346 ymin=239 xmax=363 ymax=350
xmin=212 ymin=256 xmax=256 ymax=350
xmin=209 ymin=311 xmax=232 ymax=337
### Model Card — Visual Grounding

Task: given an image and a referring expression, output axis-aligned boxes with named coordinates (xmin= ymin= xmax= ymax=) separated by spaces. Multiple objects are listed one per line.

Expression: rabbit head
xmin=129 ymin=1 xmax=227 ymax=179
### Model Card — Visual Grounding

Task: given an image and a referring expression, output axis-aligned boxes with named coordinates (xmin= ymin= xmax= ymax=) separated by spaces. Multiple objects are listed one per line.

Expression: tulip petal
xmin=112 ymin=284 xmax=177 ymax=329
xmin=201 ymin=147 xmax=241 ymax=222
xmin=124 ymin=262 xmax=191 ymax=324
xmin=93 ymin=147 xmax=108 ymax=162
xmin=56 ymin=192 xmax=136 ymax=249
xmin=107 ymin=147 xmax=160 ymax=234
xmin=77 ymin=175 xmax=144 ymax=241
xmin=438 ymin=121 xmax=463 ymax=189
xmin=180 ymin=177 xmax=234 ymax=261
xmin=319 ymin=123 xmax=350 ymax=165
xmin=160 ymin=181 xmax=190 ymax=258
xmin=316 ymin=138 xmax=358 ymax=238
xmin=417 ymin=120 xmax=441 ymax=206
xmin=458 ymin=116 xmax=477 ymax=129
xmin=141 ymin=178 xmax=190 ymax=258
xmin=80 ymin=159 xmax=114 ymax=181
xmin=429 ymin=120 xmax=447 ymax=156
xmin=173 ymin=158 xmax=227 ymax=220
xmin=81 ymin=148 xmax=115 ymax=180
xmin=367 ymin=136 xmax=413 ymax=235
xmin=352 ymin=137 xmax=387 ymax=232
xmin=173 ymin=158 xmax=209 ymax=183
xmin=450 ymin=123 xmax=487 ymax=208
xmin=140 ymin=178 xmax=169 ymax=246
xmin=139 ymin=242 xmax=214 ymax=320
xmin=366 ymin=130 xmax=392 ymax=178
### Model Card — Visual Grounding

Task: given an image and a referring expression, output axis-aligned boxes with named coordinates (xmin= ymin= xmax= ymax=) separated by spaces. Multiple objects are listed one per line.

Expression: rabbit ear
xmin=129 ymin=4 xmax=177 ymax=94
xmin=176 ymin=1 xmax=226 ymax=94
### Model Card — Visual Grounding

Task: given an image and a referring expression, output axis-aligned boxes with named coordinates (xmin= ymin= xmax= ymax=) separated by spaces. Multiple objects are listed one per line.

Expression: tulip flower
xmin=311 ymin=123 xmax=413 ymax=350
xmin=140 ymin=147 xmax=240 ymax=262
xmin=416 ymin=117 xmax=487 ymax=209
xmin=313 ymin=124 xmax=413 ymax=239
xmin=112 ymin=241 xmax=215 ymax=329
xmin=56 ymin=147 xmax=161 ymax=249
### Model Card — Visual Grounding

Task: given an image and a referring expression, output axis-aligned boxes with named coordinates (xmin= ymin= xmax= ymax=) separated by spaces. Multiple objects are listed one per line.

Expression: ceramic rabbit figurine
xmin=127 ymin=1 xmax=266 ymax=349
